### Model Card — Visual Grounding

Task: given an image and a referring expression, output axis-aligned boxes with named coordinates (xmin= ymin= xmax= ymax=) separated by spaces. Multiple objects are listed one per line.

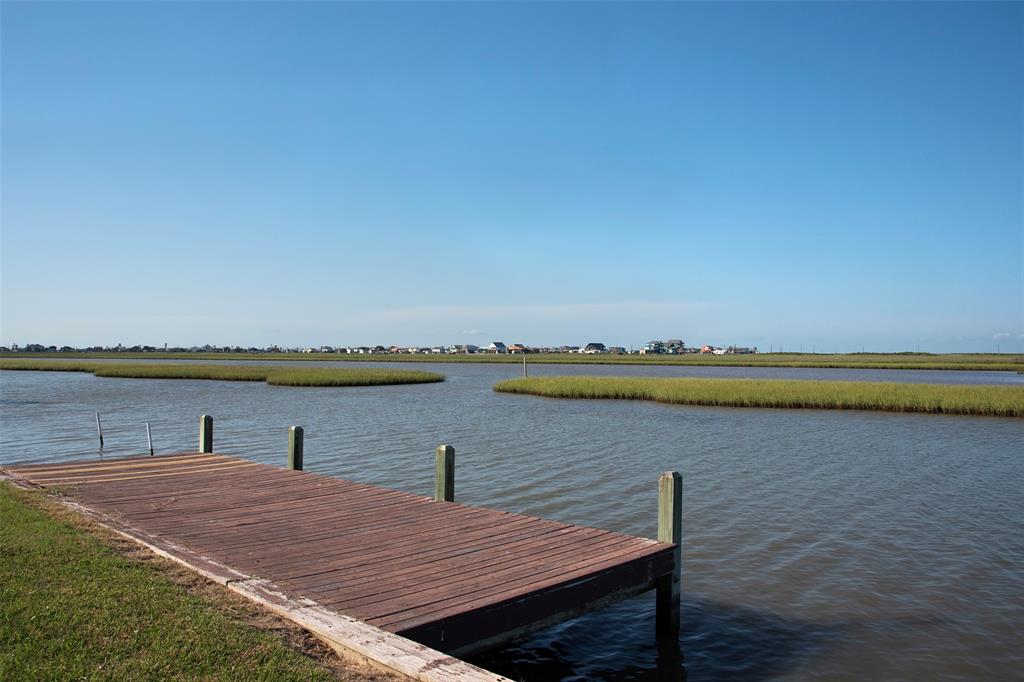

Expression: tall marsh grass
xmin=3 ymin=352 xmax=1022 ymax=372
xmin=493 ymin=376 xmax=1024 ymax=418
xmin=0 ymin=360 xmax=443 ymax=387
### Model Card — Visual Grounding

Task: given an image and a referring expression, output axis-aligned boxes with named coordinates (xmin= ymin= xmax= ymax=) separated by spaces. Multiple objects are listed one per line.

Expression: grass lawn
xmin=493 ymin=376 xmax=1024 ymax=418
xmin=0 ymin=483 xmax=386 ymax=681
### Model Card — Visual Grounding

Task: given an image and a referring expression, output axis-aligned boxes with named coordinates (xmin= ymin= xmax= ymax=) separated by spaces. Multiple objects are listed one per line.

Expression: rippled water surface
xmin=2 ymin=362 xmax=1022 ymax=680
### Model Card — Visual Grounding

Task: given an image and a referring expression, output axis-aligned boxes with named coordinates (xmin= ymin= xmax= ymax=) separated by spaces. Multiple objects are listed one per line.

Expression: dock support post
xmin=435 ymin=445 xmax=454 ymax=502
xmin=288 ymin=426 xmax=304 ymax=471
xmin=656 ymin=471 xmax=682 ymax=639
xmin=199 ymin=415 xmax=213 ymax=453
xmin=95 ymin=411 xmax=104 ymax=449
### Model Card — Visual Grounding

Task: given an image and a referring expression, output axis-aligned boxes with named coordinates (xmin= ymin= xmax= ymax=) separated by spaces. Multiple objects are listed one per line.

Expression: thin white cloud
xmin=993 ymin=332 xmax=1012 ymax=340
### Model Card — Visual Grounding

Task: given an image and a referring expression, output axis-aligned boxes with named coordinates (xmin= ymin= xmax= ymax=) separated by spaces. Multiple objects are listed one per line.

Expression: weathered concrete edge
xmin=0 ymin=471 xmax=511 ymax=682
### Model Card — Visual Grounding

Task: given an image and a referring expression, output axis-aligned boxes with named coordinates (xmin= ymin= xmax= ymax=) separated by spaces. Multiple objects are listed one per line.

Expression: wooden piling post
xmin=199 ymin=415 xmax=213 ymax=453
xmin=435 ymin=445 xmax=455 ymax=502
xmin=95 ymin=411 xmax=104 ymax=449
xmin=523 ymin=355 xmax=528 ymax=378
xmin=288 ymin=426 xmax=304 ymax=471
xmin=656 ymin=471 xmax=682 ymax=638
xmin=146 ymin=422 xmax=154 ymax=456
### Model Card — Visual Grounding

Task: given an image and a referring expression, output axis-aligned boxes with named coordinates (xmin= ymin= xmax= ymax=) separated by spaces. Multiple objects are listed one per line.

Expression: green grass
xmin=0 ymin=483 xmax=340 ymax=680
xmin=493 ymin=376 xmax=1024 ymax=418
xmin=0 ymin=360 xmax=443 ymax=387
xmin=3 ymin=351 xmax=1022 ymax=371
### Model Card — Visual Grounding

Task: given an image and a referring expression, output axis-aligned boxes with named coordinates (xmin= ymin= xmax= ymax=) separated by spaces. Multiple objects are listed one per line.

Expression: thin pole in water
xmin=288 ymin=426 xmax=304 ymax=470
xmin=95 ymin=411 xmax=104 ymax=449
xmin=523 ymin=354 xmax=528 ymax=378
xmin=435 ymin=444 xmax=455 ymax=502
xmin=146 ymin=422 xmax=154 ymax=456
xmin=656 ymin=471 xmax=682 ymax=638
xmin=199 ymin=415 xmax=213 ymax=453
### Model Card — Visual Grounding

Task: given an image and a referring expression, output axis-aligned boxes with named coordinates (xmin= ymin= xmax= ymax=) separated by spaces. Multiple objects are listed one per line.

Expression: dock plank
xmin=3 ymin=452 xmax=676 ymax=656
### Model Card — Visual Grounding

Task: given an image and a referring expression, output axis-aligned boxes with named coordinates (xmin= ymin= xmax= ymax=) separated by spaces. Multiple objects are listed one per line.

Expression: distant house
xmin=607 ymin=346 xmax=626 ymax=355
xmin=641 ymin=340 xmax=664 ymax=355
xmin=665 ymin=339 xmax=685 ymax=354
xmin=701 ymin=345 xmax=722 ymax=355
xmin=583 ymin=342 xmax=607 ymax=354
xmin=507 ymin=344 xmax=528 ymax=354
xmin=487 ymin=341 xmax=507 ymax=354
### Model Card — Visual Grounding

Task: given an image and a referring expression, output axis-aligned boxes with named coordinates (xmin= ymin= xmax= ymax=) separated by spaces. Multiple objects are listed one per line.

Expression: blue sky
xmin=2 ymin=1 xmax=1021 ymax=352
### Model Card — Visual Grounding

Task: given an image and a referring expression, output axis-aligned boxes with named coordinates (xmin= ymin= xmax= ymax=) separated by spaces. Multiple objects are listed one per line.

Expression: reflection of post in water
xmin=656 ymin=638 xmax=686 ymax=682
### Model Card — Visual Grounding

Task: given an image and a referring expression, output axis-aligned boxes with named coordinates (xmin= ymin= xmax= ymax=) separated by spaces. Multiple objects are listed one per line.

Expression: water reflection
xmin=472 ymin=594 xmax=843 ymax=681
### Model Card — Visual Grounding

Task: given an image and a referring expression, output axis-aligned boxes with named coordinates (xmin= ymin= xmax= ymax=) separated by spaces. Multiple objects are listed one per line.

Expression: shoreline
xmin=2 ymin=351 xmax=1022 ymax=372
xmin=0 ymin=483 xmax=387 ymax=681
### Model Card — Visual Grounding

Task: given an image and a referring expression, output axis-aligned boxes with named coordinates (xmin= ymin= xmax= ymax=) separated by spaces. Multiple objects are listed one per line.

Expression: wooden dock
xmin=2 ymin=425 xmax=681 ymax=681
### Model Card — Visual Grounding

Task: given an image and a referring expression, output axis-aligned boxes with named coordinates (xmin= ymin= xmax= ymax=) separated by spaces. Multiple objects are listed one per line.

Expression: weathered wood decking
xmin=3 ymin=451 xmax=676 ymax=671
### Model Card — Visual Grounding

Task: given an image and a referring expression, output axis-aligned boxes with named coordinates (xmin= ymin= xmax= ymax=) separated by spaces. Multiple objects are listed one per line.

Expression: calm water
xmin=1 ymin=363 xmax=1022 ymax=680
